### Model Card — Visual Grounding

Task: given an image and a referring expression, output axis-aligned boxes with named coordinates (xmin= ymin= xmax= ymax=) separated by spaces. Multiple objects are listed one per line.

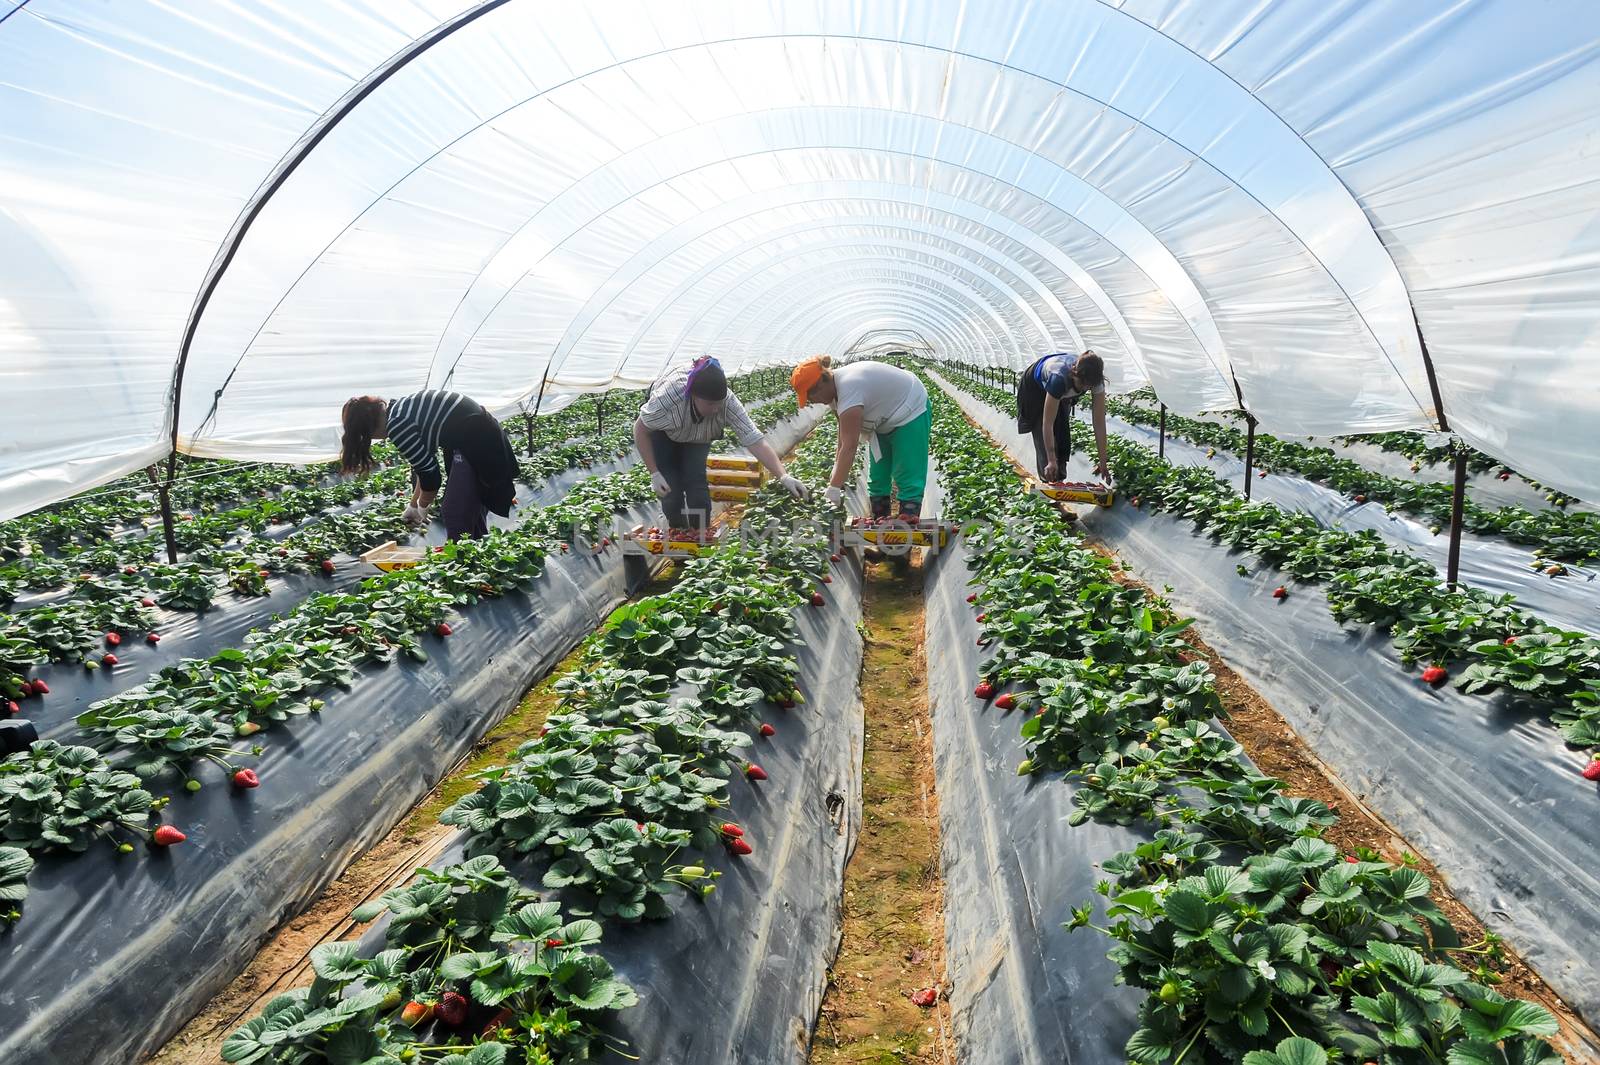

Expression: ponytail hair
xmin=340 ymin=396 xmax=386 ymax=476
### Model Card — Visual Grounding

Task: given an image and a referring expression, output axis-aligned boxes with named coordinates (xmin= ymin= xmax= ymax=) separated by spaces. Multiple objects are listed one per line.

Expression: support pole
xmin=596 ymin=395 xmax=605 ymax=436
xmin=1446 ymin=448 xmax=1468 ymax=589
xmin=1158 ymin=404 xmax=1167 ymax=460
xmin=158 ymin=454 xmax=179 ymax=563
xmin=527 ymin=371 xmax=550 ymax=453
xmin=1242 ymin=415 xmax=1257 ymax=500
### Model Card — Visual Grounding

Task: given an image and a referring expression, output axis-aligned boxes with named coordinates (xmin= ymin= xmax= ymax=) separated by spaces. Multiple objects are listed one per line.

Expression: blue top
xmin=1032 ymin=353 xmax=1105 ymax=402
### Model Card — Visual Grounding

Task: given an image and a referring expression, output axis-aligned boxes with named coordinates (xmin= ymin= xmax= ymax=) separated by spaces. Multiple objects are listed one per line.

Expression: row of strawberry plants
xmin=923 ymin=379 xmax=1565 ymax=1065
xmin=1100 ymin=394 xmax=1598 ymax=566
xmin=436 ymin=419 xmax=841 ymax=920
xmin=939 ymin=371 xmax=1600 ymax=759
xmin=1 ymin=396 xmax=810 ymax=925
xmin=1332 ymin=430 xmax=1583 ymax=510
xmin=217 ymin=399 xmax=839 ymax=1061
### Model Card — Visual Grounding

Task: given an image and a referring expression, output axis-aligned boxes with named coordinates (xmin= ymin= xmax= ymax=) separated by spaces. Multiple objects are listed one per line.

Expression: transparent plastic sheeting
xmin=934 ymin=374 xmax=1600 ymax=1041
xmin=3 ymin=1 xmax=1599 ymax=519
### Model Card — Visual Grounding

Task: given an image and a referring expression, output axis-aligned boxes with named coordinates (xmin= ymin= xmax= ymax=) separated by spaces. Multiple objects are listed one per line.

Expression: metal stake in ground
xmin=1158 ymin=403 xmax=1167 ymax=459
xmin=1447 ymin=445 xmax=1468 ymax=588
xmin=1243 ymin=414 xmax=1258 ymax=500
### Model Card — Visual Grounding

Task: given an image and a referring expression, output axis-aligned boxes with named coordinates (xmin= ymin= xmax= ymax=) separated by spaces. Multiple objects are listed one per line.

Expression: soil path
xmin=810 ymin=556 xmax=953 ymax=1065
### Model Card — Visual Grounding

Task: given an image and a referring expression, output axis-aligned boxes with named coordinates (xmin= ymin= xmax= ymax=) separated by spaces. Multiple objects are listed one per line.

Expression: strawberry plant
xmin=0 ymin=845 xmax=32 ymax=925
xmin=0 ymin=741 xmax=154 ymax=851
xmin=224 ymin=855 xmax=635 ymax=1064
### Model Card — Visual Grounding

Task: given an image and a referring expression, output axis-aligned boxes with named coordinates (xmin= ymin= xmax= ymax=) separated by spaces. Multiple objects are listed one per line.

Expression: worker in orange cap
xmin=791 ymin=356 xmax=930 ymax=521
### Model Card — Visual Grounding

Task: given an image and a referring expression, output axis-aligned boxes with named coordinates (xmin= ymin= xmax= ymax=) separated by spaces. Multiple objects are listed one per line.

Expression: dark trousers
xmin=652 ymin=430 xmax=712 ymax=529
xmin=440 ymin=451 xmax=489 ymax=540
xmin=1017 ymin=371 xmax=1072 ymax=480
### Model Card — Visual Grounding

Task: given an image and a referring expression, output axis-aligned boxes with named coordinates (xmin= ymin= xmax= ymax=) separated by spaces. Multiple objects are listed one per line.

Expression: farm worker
xmin=791 ymin=356 xmax=932 ymax=522
xmin=634 ymin=356 xmax=807 ymax=532
xmin=1015 ymin=350 xmax=1109 ymax=483
xmin=339 ymin=391 xmax=517 ymax=541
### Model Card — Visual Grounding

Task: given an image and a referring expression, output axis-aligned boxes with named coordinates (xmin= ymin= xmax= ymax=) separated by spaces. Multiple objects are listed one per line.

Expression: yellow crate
xmin=841 ymin=521 xmax=956 ymax=548
xmin=1033 ymin=480 xmax=1114 ymax=507
xmin=706 ymin=456 xmax=761 ymax=472
xmin=710 ymin=486 xmax=755 ymax=502
xmin=707 ymin=468 xmax=762 ymax=486
xmin=361 ymin=540 xmax=428 ymax=571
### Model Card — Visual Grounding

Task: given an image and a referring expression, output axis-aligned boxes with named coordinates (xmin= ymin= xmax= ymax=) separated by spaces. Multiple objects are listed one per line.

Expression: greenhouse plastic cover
xmin=3 ymin=0 xmax=1600 ymax=518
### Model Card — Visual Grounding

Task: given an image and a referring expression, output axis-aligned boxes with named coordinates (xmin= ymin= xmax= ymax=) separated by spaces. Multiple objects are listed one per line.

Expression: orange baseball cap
xmin=791 ymin=356 xmax=827 ymax=406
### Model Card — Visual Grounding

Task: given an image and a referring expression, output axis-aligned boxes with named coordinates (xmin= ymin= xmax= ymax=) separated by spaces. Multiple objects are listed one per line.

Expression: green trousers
xmin=866 ymin=403 xmax=931 ymax=506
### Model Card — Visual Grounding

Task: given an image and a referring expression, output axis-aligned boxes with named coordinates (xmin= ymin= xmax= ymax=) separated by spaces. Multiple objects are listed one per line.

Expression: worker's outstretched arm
xmin=748 ymin=439 xmax=786 ymax=479
xmin=830 ymin=406 xmax=864 ymax=487
xmin=1092 ymin=392 xmax=1110 ymax=479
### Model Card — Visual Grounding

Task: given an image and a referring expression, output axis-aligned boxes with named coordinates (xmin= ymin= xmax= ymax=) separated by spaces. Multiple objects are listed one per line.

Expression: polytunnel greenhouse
xmin=2 ymin=2 xmax=1599 ymax=1063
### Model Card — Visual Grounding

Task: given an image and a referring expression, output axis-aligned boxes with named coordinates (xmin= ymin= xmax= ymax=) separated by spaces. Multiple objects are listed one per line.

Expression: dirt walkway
xmin=811 ymin=556 xmax=953 ymax=1065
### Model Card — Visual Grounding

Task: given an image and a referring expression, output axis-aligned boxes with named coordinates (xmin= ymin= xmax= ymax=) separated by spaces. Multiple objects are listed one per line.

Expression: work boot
xmin=869 ymin=495 xmax=892 ymax=522
xmin=897 ymin=501 xmax=922 ymax=525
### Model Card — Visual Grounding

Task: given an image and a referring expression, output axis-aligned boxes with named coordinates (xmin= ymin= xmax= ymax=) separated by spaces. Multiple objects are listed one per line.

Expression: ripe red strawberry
xmin=545 ymin=938 xmax=564 ymax=948
xmin=910 ymin=988 xmax=938 ymax=1007
xmin=830 ymin=554 xmax=842 ymax=563
xmin=1130 ymin=497 xmax=1140 ymax=508
xmin=320 ymin=559 xmax=335 ymax=574
xmin=1504 ymin=636 xmax=1517 ymax=645
xmin=822 ymin=574 xmax=832 ymax=583
xmin=1353 ymin=493 xmax=1367 ymax=503
xmin=727 ymin=837 xmax=754 ymax=856
xmin=965 ymin=593 xmax=977 ymax=603
xmin=809 ymin=591 xmax=825 ymax=607
xmin=759 ymin=722 xmax=776 ymax=737
xmin=152 ymin=825 xmax=186 ymax=846
xmin=1258 ymin=470 xmax=1267 ymax=478
xmin=744 ymin=762 xmax=768 ymax=781
xmin=974 ymin=681 xmax=995 ymax=700
xmin=1583 ymin=759 xmax=1600 ymax=781
xmin=995 ymin=693 xmax=1017 ymax=711
xmin=105 ymin=632 xmax=121 ymax=647
xmin=28 ymin=680 xmax=47 ymax=696
xmin=400 ymin=1000 xmax=434 ymax=1027
xmin=720 ymin=822 xmax=744 ymax=837
xmin=16 ymin=681 xmax=32 ymax=697
xmin=1272 ymin=586 xmax=1286 ymax=599
xmin=977 ymin=612 xmax=988 ymax=622
xmin=1421 ymin=665 xmax=1448 ymax=686
xmin=140 ymin=597 xmax=156 ymax=608
xmin=436 ymin=622 xmax=453 ymax=637
xmin=232 ymin=768 xmax=260 ymax=789
xmin=5 ymin=701 xmax=17 ymax=716
xmin=146 ymin=632 xmax=161 ymax=644
xmin=438 ymin=991 xmax=468 ymax=1027
xmin=102 ymin=653 xmax=119 ymax=667
xmin=1345 ymin=854 xmax=1360 ymax=864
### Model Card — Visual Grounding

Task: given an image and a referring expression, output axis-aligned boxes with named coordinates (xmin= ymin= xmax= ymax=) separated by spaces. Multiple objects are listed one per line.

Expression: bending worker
xmin=340 ymin=390 xmax=517 ymax=541
xmin=1016 ymin=350 xmax=1110 ymax=483
xmin=634 ymin=356 xmax=806 ymax=532
xmin=791 ymin=356 xmax=931 ymax=522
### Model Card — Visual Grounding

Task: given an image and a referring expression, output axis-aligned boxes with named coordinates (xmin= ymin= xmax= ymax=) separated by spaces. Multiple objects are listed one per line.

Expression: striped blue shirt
xmin=386 ymin=390 xmax=467 ymax=491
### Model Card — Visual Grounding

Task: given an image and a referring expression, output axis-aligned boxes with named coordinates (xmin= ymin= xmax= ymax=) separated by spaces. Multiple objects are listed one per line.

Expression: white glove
xmin=402 ymin=504 xmax=428 ymax=526
xmin=650 ymin=470 xmax=672 ymax=497
xmin=778 ymin=474 xmax=807 ymax=499
xmin=823 ymin=485 xmax=843 ymax=506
